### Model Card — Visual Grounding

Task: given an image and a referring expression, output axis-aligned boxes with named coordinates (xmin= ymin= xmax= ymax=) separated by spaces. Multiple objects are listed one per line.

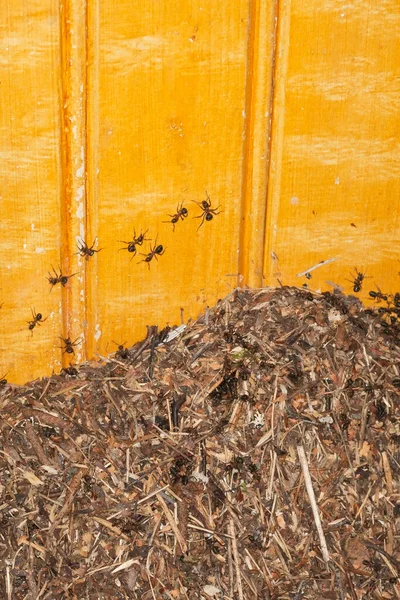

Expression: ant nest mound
xmin=1 ymin=286 xmax=400 ymax=599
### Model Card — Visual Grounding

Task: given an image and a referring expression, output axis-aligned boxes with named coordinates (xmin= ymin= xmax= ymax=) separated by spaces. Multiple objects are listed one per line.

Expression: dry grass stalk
xmin=297 ymin=444 xmax=330 ymax=564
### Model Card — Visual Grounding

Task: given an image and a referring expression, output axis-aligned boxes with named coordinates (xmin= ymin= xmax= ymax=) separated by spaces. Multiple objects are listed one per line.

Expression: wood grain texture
xmin=1 ymin=0 xmax=399 ymax=383
xmin=89 ymin=0 xmax=251 ymax=354
xmin=0 ymin=0 xmax=62 ymax=382
xmin=264 ymin=0 xmax=400 ymax=297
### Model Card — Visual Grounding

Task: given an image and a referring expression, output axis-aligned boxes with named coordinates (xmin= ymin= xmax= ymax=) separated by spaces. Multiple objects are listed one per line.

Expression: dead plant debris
xmin=1 ymin=286 xmax=400 ymax=599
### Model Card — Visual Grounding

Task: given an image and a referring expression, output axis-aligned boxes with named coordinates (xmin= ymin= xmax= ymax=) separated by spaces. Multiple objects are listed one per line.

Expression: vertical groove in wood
xmin=86 ymin=0 xmax=100 ymax=360
xmin=59 ymin=0 xmax=88 ymax=365
xmin=263 ymin=0 xmax=292 ymax=285
xmin=239 ymin=0 xmax=278 ymax=288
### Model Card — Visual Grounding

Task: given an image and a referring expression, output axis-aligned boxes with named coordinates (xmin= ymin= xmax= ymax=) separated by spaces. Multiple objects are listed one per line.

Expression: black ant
xmin=369 ymin=286 xmax=388 ymax=303
xmin=139 ymin=237 xmax=166 ymax=269
xmin=0 ymin=372 xmax=9 ymax=386
xmin=27 ymin=309 xmax=47 ymax=335
xmin=47 ymin=266 xmax=77 ymax=289
xmin=118 ymin=230 xmax=150 ymax=258
xmin=163 ymin=202 xmax=188 ymax=231
xmin=62 ymin=365 xmax=78 ymax=376
xmin=59 ymin=336 xmax=80 ymax=354
xmin=193 ymin=192 xmax=221 ymax=229
xmin=76 ymin=238 xmax=103 ymax=260
xmin=346 ymin=268 xmax=368 ymax=293
xmin=112 ymin=341 xmax=130 ymax=360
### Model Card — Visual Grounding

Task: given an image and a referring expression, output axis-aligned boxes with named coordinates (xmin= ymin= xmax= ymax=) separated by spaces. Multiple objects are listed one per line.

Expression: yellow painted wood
xmin=59 ymin=0 xmax=89 ymax=367
xmin=0 ymin=0 xmax=63 ymax=383
xmin=1 ymin=0 xmax=400 ymax=384
xmin=264 ymin=0 xmax=400 ymax=299
xmin=239 ymin=0 xmax=278 ymax=288
xmin=89 ymin=0 xmax=253 ymax=355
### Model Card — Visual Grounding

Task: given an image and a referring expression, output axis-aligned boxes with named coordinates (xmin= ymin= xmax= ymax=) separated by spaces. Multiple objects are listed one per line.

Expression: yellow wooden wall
xmin=0 ymin=0 xmax=399 ymax=384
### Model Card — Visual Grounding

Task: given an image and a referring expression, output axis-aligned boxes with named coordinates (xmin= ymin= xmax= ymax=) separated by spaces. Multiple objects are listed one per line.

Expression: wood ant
xmin=346 ymin=268 xmax=368 ymax=293
xmin=133 ymin=229 xmax=150 ymax=246
xmin=118 ymin=229 xmax=150 ymax=259
xmin=369 ymin=286 xmax=388 ymax=303
xmin=59 ymin=336 xmax=80 ymax=354
xmin=47 ymin=266 xmax=77 ymax=289
xmin=193 ymin=192 xmax=221 ymax=229
xmin=76 ymin=238 xmax=103 ymax=260
xmin=139 ymin=237 xmax=166 ymax=269
xmin=27 ymin=309 xmax=47 ymax=335
xmin=163 ymin=202 xmax=188 ymax=231
xmin=112 ymin=341 xmax=130 ymax=360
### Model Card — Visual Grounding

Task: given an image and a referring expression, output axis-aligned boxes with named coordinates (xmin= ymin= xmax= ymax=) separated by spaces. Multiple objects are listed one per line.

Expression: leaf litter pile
xmin=1 ymin=286 xmax=400 ymax=600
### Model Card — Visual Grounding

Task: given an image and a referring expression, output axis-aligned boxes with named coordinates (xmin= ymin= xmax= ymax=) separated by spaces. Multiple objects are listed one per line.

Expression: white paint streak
xmin=94 ymin=324 xmax=102 ymax=342
xmin=35 ymin=247 xmax=45 ymax=254
xmin=76 ymin=201 xmax=84 ymax=219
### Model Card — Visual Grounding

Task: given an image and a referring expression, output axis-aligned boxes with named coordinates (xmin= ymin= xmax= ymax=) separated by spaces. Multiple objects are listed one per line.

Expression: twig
xmin=297 ymin=445 xmax=330 ymax=564
xmin=228 ymin=510 xmax=244 ymax=600
xmin=156 ymin=492 xmax=187 ymax=553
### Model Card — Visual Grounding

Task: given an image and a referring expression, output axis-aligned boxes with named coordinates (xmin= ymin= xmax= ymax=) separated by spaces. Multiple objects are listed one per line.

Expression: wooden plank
xmin=264 ymin=0 xmax=400 ymax=300
xmin=59 ymin=0 xmax=89 ymax=367
xmin=239 ymin=0 xmax=278 ymax=288
xmin=0 ymin=0 xmax=62 ymax=383
xmin=88 ymin=0 xmax=252 ymax=354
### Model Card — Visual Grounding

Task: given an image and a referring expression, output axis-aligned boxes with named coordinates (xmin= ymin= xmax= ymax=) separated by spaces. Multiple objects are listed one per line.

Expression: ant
xmin=118 ymin=229 xmax=150 ymax=259
xmin=139 ymin=237 xmax=166 ymax=269
xmin=369 ymin=286 xmax=388 ymax=303
xmin=163 ymin=202 xmax=188 ymax=231
xmin=27 ymin=309 xmax=47 ymax=335
xmin=47 ymin=266 xmax=77 ymax=290
xmin=0 ymin=372 xmax=9 ymax=386
xmin=346 ymin=268 xmax=368 ymax=293
xmin=193 ymin=192 xmax=221 ymax=229
xmin=60 ymin=336 xmax=80 ymax=354
xmin=76 ymin=238 xmax=103 ymax=260
xmin=113 ymin=341 xmax=130 ymax=360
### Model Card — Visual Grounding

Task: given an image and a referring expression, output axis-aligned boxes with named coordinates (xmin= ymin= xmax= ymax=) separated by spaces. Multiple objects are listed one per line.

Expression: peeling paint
xmin=76 ymin=199 xmax=84 ymax=218
xmin=290 ymin=196 xmax=299 ymax=205
xmin=94 ymin=324 xmax=102 ymax=342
